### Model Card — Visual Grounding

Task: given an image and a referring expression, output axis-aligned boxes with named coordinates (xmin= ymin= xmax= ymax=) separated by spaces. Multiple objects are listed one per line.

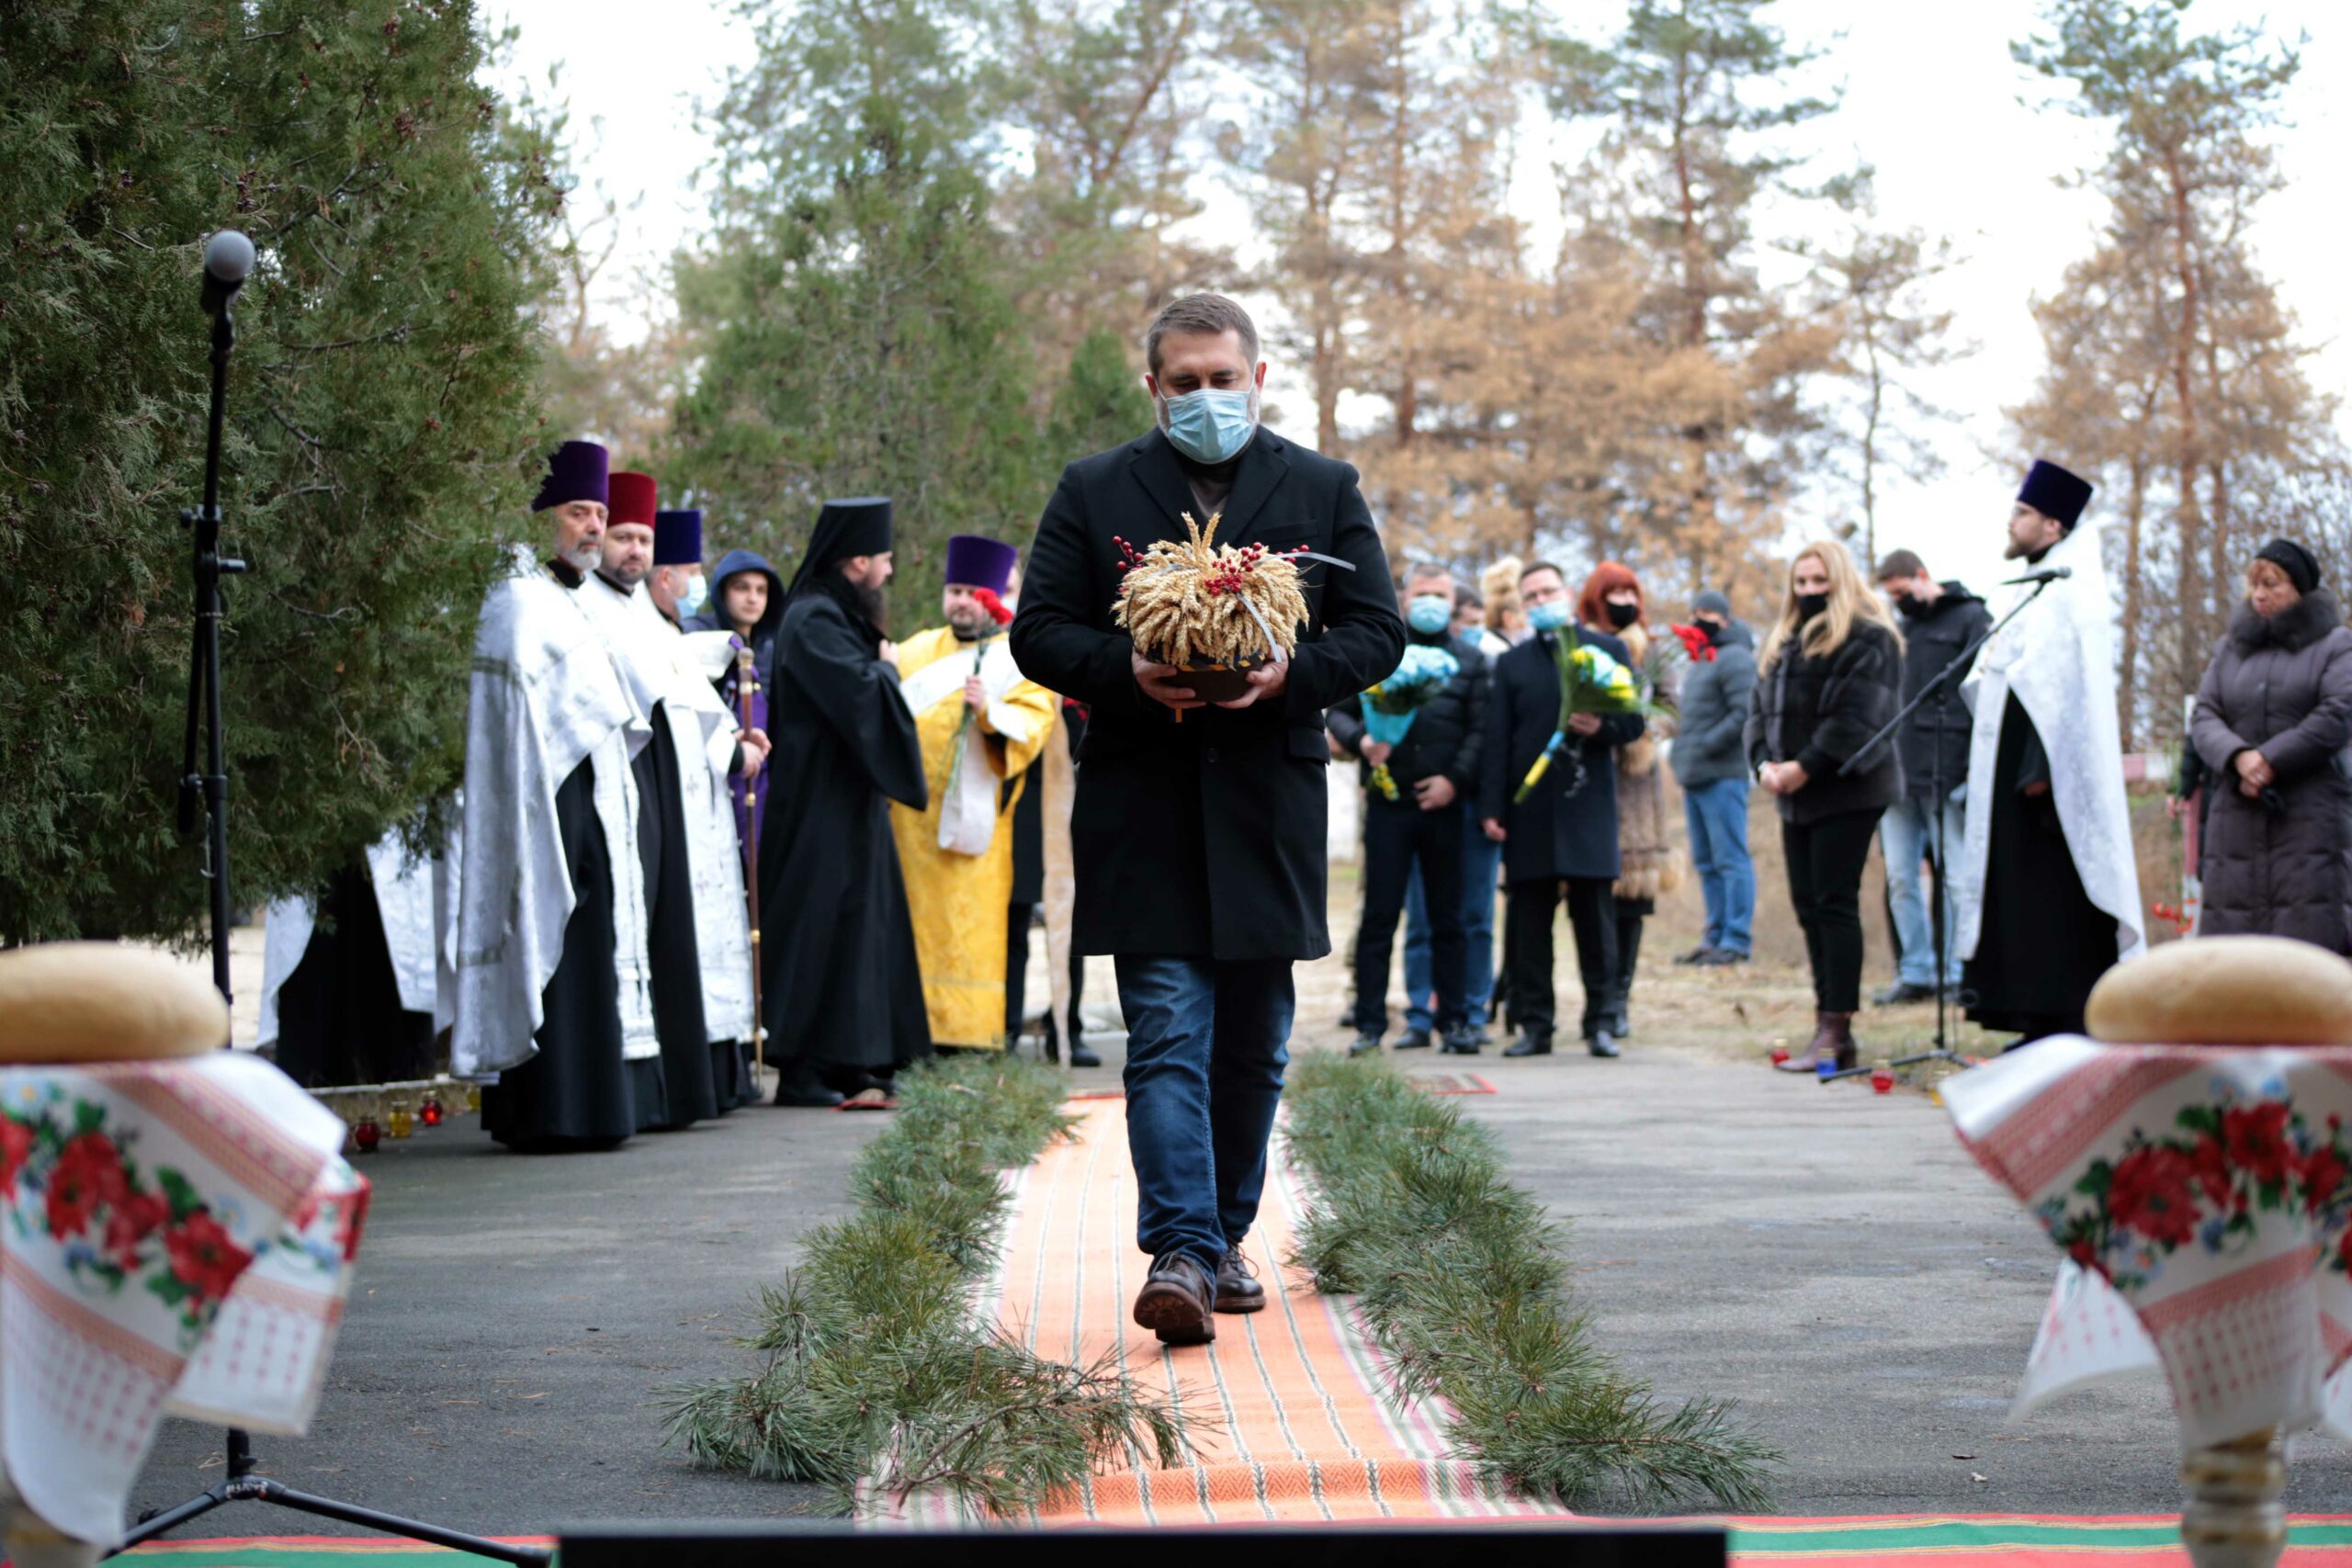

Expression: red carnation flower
xmin=972 ymin=588 xmax=1014 ymax=627
xmin=164 ymin=1209 xmax=254 ymax=1308
xmin=0 ymin=1115 xmax=31 ymax=1201
xmin=1672 ymin=623 xmax=1716 ymax=663
xmin=2223 ymin=1102 xmax=2295 ymax=1189
xmin=2107 ymin=1144 xmax=2201 ymax=1248
xmin=45 ymin=1132 xmax=129 ymax=1241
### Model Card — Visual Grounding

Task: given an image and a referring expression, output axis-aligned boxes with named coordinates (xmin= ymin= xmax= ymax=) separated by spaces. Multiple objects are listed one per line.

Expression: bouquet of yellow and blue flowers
xmin=1361 ymin=643 xmax=1460 ymax=800
xmin=1512 ymin=627 xmax=1662 ymax=803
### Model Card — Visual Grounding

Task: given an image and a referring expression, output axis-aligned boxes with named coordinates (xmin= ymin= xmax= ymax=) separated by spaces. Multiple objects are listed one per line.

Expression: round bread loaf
xmin=2086 ymin=935 xmax=2352 ymax=1046
xmin=0 ymin=942 xmax=228 ymax=1063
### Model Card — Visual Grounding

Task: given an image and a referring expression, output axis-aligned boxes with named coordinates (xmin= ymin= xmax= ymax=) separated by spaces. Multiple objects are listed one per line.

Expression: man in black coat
xmin=1873 ymin=550 xmax=1992 ymax=1005
xmin=1328 ymin=559 xmax=1487 ymax=1056
xmin=1479 ymin=561 xmax=1645 ymax=1058
xmin=1012 ymin=293 xmax=1402 ymax=1348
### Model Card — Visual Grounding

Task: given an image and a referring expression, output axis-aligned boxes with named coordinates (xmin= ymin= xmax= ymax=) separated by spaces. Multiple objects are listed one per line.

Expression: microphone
xmin=199 ymin=230 xmax=255 ymax=316
xmin=2001 ymin=565 xmax=2072 ymax=586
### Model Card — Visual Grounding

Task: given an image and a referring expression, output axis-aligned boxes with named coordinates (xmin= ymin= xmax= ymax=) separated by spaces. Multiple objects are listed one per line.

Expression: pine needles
xmin=1283 ymin=1055 xmax=1779 ymax=1512
xmin=662 ymin=1053 xmax=1195 ymax=1517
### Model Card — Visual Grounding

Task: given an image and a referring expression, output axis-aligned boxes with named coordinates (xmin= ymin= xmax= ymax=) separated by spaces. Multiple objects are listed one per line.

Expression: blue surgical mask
xmin=1527 ymin=601 xmax=1570 ymax=634
xmin=678 ymin=572 xmax=708 ymax=619
xmin=1159 ymin=386 xmax=1259 ymax=464
xmin=1406 ymin=594 xmax=1453 ymax=635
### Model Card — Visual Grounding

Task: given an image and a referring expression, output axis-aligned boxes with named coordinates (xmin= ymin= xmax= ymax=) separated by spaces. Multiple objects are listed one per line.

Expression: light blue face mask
xmin=677 ymin=572 xmax=709 ymax=620
xmin=1407 ymin=594 xmax=1453 ymax=635
xmin=1526 ymin=600 xmax=1571 ymax=634
xmin=1160 ymin=386 xmax=1259 ymax=464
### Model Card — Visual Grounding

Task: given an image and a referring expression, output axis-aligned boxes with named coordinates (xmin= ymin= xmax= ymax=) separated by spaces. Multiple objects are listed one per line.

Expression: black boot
xmin=1502 ymin=1032 xmax=1553 ymax=1057
xmin=775 ymin=1066 xmax=844 ymax=1109
xmin=1349 ymin=1031 xmax=1384 ymax=1058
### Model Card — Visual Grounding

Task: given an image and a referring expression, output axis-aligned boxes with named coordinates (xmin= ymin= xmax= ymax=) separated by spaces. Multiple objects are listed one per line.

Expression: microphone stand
xmin=1818 ymin=574 xmax=2062 ymax=1083
xmin=118 ymin=293 xmax=549 ymax=1567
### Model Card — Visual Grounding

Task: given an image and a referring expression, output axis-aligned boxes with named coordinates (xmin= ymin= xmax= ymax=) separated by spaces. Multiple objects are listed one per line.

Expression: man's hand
xmin=1132 ymin=649 xmax=1204 ymax=711
xmin=965 ymin=674 xmax=988 ymax=712
xmin=1361 ymin=739 xmax=1393 ymax=768
xmin=1566 ymin=711 xmax=1602 ymax=737
xmin=736 ymin=727 xmax=771 ymax=780
xmin=2023 ymin=779 xmax=2052 ymax=798
xmin=878 ymin=639 xmax=899 ymax=671
xmin=1482 ymin=816 xmax=1508 ymax=843
xmin=1414 ymin=774 xmax=1457 ymax=811
xmin=1215 ymin=657 xmax=1292 ymax=710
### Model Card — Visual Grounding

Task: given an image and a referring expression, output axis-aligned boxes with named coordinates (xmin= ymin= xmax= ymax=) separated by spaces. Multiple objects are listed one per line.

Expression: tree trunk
xmin=2162 ymin=147 xmax=2208 ymax=643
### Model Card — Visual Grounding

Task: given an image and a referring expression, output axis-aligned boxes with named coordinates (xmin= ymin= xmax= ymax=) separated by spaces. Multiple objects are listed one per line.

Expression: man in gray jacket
xmin=1669 ymin=590 xmax=1757 ymax=964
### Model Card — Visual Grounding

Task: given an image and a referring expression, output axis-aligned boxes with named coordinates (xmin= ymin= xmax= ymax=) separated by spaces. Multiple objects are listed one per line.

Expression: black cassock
xmin=482 ymin=756 xmax=667 ymax=1147
xmin=274 ymin=862 xmax=433 ymax=1089
xmin=633 ymin=702 xmax=719 ymax=1126
xmin=1963 ymin=694 xmax=2119 ymax=1040
xmin=758 ymin=581 xmax=931 ymax=1080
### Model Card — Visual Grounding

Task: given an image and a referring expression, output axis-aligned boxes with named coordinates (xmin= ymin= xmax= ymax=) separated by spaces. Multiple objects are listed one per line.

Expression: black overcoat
xmin=1893 ymin=584 xmax=1992 ymax=799
xmin=2191 ymin=590 xmax=2352 ymax=953
xmin=757 ymin=586 xmax=933 ymax=1068
xmin=1010 ymin=427 xmax=1403 ymax=961
xmin=1478 ymin=629 xmax=1645 ymax=884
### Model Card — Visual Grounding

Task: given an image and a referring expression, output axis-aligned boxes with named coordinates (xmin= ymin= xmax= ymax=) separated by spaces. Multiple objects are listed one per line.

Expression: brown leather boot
xmin=1776 ymin=1010 xmax=1859 ymax=1074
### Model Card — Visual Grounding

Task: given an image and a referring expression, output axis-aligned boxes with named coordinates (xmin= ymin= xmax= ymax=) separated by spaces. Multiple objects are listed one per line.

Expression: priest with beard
xmin=452 ymin=440 xmax=666 ymax=1148
xmin=760 ymin=497 xmax=931 ymax=1107
xmin=888 ymin=535 xmax=1057 ymax=1052
xmin=580 ymin=479 xmax=762 ymax=1121
xmin=1956 ymin=460 xmax=2145 ymax=1044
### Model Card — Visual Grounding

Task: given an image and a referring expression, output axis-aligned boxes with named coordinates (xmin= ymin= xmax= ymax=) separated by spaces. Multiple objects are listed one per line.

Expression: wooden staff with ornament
xmin=736 ymin=640 xmax=765 ymax=1083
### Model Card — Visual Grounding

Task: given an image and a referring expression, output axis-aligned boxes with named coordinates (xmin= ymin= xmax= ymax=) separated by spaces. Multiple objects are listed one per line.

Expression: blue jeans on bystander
xmin=1882 ymin=790 xmax=1967 ymax=987
xmin=1681 ymin=777 xmax=1756 ymax=956
xmin=1403 ymin=809 xmax=1503 ymax=1032
xmin=1114 ymin=955 xmax=1295 ymax=1272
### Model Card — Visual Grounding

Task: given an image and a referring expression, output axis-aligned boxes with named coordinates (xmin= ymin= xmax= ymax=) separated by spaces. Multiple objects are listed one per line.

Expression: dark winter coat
xmin=1893 ymin=582 xmax=1993 ymax=798
xmin=2190 ymin=590 xmax=2352 ymax=953
xmin=1744 ymin=618 xmax=1905 ymax=826
xmin=1669 ymin=618 xmax=1757 ymax=787
xmin=1009 ymin=426 xmax=1404 ymax=961
xmin=1326 ymin=628 xmax=1488 ymax=797
xmin=1479 ymin=629 xmax=1646 ymax=883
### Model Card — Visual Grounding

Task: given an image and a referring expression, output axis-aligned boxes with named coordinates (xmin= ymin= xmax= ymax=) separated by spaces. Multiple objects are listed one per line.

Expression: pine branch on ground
xmin=1283 ymin=1055 xmax=1779 ymax=1512
xmin=662 ymin=1053 xmax=1193 ymax=1517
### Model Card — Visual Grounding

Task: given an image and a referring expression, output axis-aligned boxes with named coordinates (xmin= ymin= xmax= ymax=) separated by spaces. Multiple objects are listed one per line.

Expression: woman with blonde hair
xmin=1744 ymin=539 xmax=1904 ymax=1074
xmin=1482 ymin=556 xmax=1530 ymax=646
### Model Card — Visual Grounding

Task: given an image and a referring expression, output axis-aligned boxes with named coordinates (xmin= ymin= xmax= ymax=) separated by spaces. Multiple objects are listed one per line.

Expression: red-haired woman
xmin=1578 ymin=563 xmax=1681 ymax=1042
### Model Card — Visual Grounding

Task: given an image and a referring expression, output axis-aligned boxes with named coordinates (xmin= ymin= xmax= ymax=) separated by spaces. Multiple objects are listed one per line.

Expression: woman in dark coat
xmin=2190 ymin=537 xmax=2352 ymax=953
xmin=1745 ymin=539 xmax=1904 ymax=1073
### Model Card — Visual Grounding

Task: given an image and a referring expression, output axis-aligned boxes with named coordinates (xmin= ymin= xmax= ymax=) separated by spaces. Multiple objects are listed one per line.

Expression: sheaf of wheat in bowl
xmin=1112 ymin=511 xmax=1311 ymax=684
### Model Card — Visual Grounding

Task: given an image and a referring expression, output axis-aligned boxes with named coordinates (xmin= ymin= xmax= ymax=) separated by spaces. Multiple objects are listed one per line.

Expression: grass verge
xmin=662 ymin=1053 xmax=1193 ymax=1517
xmin=1283 ymin=1052 xmax=1778 ymax=1511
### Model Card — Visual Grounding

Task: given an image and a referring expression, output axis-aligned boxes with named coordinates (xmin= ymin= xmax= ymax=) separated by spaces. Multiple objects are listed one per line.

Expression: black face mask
xmin=1893 ymin=592 xmax=1929 ymax=620
xmin=1694 ymin=617 xmax=1724 ymax=644
xmin=1604 ymin=601 xmax=1640 ymax=630
xmin=1795 ymin=592 xmax=1830 ymax=622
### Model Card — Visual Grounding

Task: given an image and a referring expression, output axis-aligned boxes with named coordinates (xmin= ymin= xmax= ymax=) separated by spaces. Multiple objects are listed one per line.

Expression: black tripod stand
xmin=1819 ymin=574 xmax=2064 ymax=1084
xmin=112 ymin=240 xmax=549 ymax=1567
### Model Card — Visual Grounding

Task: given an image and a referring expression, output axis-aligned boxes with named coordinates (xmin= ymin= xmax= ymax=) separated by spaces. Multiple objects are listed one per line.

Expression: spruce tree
xmin=1045 ymin=329 xmax=1154 ymax=470
xmin=0 ymin=0 xmax=560 ymax=942
xmin=670 ymin=0 xmax=1040 ymax=624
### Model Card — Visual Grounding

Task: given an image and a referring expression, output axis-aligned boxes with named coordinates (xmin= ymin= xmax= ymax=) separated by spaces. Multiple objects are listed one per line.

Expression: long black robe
xmin=274 ymin=862 xmax=433 ymax=1089
xmin=758 ymin=581 xmax=931 ymax=1079
xmin=633 ymin=702 xmax=719 ymax=1126
xmin=1962 ymin=694 xmax=2119 ymax=1039
xmin=482 ymin=756 xmax=666 ymax=1148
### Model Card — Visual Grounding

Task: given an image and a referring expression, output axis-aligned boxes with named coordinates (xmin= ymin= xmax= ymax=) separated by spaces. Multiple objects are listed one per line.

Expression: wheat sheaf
xmin=1113 ymin=511 xmax=1312 ymax=671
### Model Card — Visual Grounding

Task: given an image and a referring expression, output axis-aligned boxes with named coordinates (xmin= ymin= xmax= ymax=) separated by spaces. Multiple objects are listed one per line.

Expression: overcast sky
xmin=485 ymin=0 xmax=2349 ymax=603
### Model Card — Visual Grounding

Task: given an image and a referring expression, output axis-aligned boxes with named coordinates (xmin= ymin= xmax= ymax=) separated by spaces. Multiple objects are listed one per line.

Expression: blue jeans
xmin=1681 ymin=777 xmax=1756 ymax=956
xmin=1882 ymin=791 xmax=1966 ymax=986
xmin=1404 ymin=812 xmax=1503 ymax=1031
xmin=1114 ymin=955 xmax=1295 ymax=1270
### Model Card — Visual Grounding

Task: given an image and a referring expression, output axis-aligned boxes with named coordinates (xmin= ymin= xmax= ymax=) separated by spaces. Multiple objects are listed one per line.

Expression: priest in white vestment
xmin=453 ymin=439 xmax=664 ymax=1148
xmin=1957 ymin=459 xmax=2145 ymax=1044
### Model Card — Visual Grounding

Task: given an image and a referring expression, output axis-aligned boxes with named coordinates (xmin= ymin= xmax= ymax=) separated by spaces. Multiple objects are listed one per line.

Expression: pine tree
xmin=1046 ymin=329 xmax=1156 ymax=468
xmin=670 ymin=0 xmax=1041 ymax=625
xmin=0 ymin=0 xmax=560 ymax=942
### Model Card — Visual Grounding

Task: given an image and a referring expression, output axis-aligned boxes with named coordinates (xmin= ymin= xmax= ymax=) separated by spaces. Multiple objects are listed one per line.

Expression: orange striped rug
xmin=893 ymin=1097 xmax=1566 ymax=1526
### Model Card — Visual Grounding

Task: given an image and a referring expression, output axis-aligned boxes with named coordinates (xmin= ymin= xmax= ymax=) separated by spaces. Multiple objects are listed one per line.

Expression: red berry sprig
xmin=1113 ymin=535 xmax=1147 ymax=574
